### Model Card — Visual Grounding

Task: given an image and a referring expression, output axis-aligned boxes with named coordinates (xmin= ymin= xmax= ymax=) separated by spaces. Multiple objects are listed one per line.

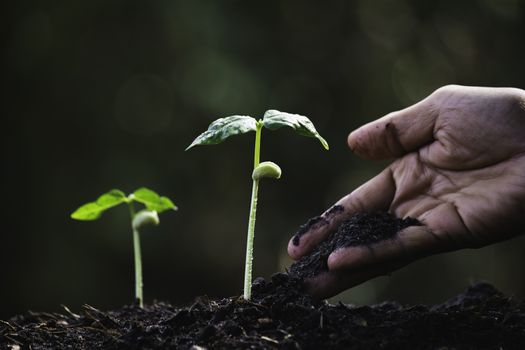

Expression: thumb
xmin=348 ymin=93 xmax=439 ymax=159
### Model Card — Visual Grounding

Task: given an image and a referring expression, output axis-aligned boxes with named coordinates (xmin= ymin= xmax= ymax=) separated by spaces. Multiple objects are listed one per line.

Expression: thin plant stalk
xmin=133 ymin=227 xmax=143 ymax=307
xmin=243 ymin=121 xmax=262 ymax=300
xmin=128 ymin=202 xmax=144 ymax=308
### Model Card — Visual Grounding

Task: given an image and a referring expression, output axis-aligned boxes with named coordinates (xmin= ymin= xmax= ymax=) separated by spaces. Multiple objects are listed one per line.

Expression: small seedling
xmin=187 ymin=110 xmax=328 ymax=299
xmin=71 ymin=187 xmax=177 ymax=308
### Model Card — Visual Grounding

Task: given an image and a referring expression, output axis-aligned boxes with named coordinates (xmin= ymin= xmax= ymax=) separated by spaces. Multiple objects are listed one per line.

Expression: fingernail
xmin=324 ymin=205 xmax=344 ymax=218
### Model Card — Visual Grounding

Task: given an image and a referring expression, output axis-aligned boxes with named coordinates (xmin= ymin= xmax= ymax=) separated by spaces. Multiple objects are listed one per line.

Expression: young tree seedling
xmin=187 ymin=110 xmax=329 ymax=300
xmin=71 ymin=187 xmax=177 ymax=308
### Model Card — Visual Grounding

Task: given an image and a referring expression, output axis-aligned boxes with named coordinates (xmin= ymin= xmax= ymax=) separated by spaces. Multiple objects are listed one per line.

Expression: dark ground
xmin=2 ymin=280 xmax=523 ymax=349
xmin=2 ymin=213 xmax=523 ymax=349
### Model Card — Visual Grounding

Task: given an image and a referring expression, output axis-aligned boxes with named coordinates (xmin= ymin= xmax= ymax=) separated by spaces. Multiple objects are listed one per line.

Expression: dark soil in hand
xmin=2 ymin=212 xmax=523 ymax=349
xmin=292 ymin=205 xmax=345 ymax=247
xmin=290 ymin=212 xmax=421 ymax=279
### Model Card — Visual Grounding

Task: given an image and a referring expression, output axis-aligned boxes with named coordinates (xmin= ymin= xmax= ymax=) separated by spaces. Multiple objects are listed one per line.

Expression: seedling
xmin=187 ymin=110 xmax=328 ymax=299
xmin=71 ymin=187 xmax=177 ymax=307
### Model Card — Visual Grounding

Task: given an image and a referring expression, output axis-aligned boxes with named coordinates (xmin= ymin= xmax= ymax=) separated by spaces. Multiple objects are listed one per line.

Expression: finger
xmin=348 ymin=93 xmax=439 ymax=160
xmin=327 ymin=225 xmax=442 ymax=272
xmin=288 ymin=167 xmax=396 ymax=260
xmin=287 ymin=204 xmax=349 ymax=260
xmin=304 ymin=260 xmax=407 ymax=300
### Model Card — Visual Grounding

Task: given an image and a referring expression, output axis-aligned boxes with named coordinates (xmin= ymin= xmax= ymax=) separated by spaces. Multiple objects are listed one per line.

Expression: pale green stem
xmin=243 ymin=121 xmax=262 ymax=300
xmin=128 ymin=203 xmax=144 ymax=308
xmin=133 ymin=228 xmax=143 ymax=308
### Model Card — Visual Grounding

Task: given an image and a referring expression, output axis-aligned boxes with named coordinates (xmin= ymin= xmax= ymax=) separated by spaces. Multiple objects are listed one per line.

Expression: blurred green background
xmin=3 ymin=0 xmax=525 ymax=319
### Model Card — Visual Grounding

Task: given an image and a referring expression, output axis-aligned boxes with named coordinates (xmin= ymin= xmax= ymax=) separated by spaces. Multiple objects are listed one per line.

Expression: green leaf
xmin=186 ymin=115 xmax=258 ymax=150
xmin=133 ymin=187 xmax=177 ymax=213
xmin=262 ymin=110 xmax=329 ymax=150
xmin=71 ymin=189 xmax=127 ymax=221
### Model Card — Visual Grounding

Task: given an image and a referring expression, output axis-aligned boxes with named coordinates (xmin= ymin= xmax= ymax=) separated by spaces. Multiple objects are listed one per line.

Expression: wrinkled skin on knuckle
xmin=517 ymin=90 xmax=525 ymax=115
xmin=431 ymin=84 xmax=463 ymax=101
xmin=508 ymin=88 xmax=525 ymax=122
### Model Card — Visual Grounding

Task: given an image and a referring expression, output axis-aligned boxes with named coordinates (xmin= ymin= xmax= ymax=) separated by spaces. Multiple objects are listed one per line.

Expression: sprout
xmin=252 ymin=161 xmax=282 ymax=181
xmin=187 ymin=110 xmax=328 ymax=299
xmin=71 ymin=187 xmax=177 ymax=308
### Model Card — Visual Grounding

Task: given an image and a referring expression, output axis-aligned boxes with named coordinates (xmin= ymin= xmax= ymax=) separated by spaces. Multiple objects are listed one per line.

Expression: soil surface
xmin=2 ymin=212 xmax=524 ymax=349
xmin=2 ymin=281 xmax=524 ymax=349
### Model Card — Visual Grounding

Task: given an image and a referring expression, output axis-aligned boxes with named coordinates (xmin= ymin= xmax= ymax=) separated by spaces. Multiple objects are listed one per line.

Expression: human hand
xmin=288 ymin=85 xmax=525 ymax=299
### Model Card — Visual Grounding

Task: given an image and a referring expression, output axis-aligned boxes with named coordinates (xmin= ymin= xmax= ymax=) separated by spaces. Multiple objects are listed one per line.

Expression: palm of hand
xmin=390 ymin=88 xmax=525 ymax=249
xmin=288 ymin=85 xmax=525 ymax=298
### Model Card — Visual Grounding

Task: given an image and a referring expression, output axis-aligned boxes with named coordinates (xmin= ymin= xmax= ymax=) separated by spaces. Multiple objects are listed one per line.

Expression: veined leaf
xmin=186 ymin=115 xmax=257 ymax=150
xmin=133 ymin=187 xmax=177 ymax=213
xmin=71 ymin=189 xmax=127 ymax=221
xmin=262 ymin=110 xmax=329 ymax=150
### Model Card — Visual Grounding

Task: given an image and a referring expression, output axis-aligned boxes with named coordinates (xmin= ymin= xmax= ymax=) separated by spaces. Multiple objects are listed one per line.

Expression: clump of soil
xmin=290 ymin=212 xmax=421 ymax=279
xmin=292 ymin=205 xmax=345 ymax=246
xmin=2 ymin=212 xmax=524 ymax=349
